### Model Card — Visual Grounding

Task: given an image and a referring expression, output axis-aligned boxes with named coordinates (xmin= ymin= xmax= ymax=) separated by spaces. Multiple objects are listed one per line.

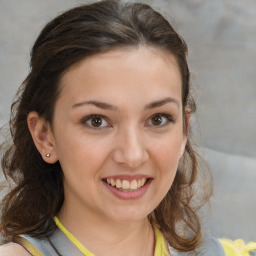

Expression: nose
xmin=112 ymin=126 xmax=149 ymax=168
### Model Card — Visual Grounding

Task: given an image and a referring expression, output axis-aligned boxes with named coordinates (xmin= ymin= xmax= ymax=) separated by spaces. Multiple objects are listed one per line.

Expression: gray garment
xmin=21 ymin=228 xmax=225 ymax=256
xmin=20 ymin=228 xmax=84 ymax=256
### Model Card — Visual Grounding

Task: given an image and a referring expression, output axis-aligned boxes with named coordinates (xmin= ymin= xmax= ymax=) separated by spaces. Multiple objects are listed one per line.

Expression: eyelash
xmin=81 ymin=113 xmax=174 ymax=129
xmin=81 ymin=114 xmax=111 ymax=129
xmin=146 ymin=113 xmax=174 ymax=127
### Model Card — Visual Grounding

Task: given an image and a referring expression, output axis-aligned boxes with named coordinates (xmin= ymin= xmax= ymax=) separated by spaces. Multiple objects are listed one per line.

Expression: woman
xmin=0 ymin=0 xmax=224 ymax=255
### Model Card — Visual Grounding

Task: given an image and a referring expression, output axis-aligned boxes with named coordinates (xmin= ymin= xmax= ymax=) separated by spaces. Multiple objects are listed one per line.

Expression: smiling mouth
xmin=103 ymin=178 xmax=150 ymax=191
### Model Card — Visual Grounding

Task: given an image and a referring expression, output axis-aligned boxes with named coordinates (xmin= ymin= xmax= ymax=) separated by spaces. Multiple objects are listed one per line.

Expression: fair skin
xmin=0 ymin=46 xmax=188 ymax=256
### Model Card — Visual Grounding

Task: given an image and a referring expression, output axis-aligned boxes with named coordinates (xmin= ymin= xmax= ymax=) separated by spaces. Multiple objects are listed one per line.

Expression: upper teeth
xmin=106 ymin=178 xmax=147 ymax=191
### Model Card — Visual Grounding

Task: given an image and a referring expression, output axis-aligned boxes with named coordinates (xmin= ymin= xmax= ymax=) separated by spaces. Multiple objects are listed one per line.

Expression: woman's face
xmin=50 ymin=46 xmax=187 ymax=223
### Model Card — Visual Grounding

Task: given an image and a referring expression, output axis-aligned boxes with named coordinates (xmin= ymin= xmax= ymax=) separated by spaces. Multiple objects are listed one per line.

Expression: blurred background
xmin=0 ymin=0 xmax=255 ymax=242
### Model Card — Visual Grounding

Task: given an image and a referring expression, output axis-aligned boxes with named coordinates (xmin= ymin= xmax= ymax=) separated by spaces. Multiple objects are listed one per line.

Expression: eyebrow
xmin=144 ymin=97 xmax=180 ymax=109
xmin=72 ymin=100 xmax=118 ymax=110
xmin=72 ymin=97 xmax=179 ymax=110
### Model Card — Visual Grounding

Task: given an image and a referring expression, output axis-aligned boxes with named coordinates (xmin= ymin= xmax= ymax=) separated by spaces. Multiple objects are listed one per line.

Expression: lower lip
xmin=103 ymin=179 xmax=152 ymax=200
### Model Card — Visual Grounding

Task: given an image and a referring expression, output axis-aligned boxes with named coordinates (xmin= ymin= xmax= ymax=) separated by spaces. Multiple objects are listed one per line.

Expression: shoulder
xmin=0 ymin=242 xmax=31 ymax=256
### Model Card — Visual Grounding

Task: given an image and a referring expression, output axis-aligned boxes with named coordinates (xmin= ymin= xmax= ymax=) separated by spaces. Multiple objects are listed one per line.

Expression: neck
xmin=57 ymin=204 xmax=155 ymax=256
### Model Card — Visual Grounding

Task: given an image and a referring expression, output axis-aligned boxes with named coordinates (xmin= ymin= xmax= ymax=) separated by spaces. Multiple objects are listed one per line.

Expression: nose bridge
xmin=112 ymin=123 xmax=149 ymax=167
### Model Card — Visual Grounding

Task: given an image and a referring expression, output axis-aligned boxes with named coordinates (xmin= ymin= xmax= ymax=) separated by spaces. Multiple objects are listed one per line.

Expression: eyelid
xmin=81 ymin=114 xmax=111 ymax=129
xmin=146 ymin=113 xmax=174 ymax=127
xmin=80 ymin=113 xmax=174 ymax=129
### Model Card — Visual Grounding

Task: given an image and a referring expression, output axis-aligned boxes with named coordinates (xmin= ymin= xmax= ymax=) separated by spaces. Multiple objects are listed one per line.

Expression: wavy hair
xmin=0 ymin=0 xmax=212 ymax=252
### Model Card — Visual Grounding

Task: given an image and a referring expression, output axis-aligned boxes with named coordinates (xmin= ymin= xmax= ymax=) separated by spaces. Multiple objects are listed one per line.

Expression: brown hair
xmin=0 ymin=0 xmax=212 ymax=252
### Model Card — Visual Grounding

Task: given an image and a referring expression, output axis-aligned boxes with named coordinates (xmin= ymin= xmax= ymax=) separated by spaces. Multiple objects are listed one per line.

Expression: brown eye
xmin=91 ymin=117 xmax=102 ymax=127
xmin=147 ymin=113 xmax=173 ymax=127
xmin=82 ymin=115 xmax=110 ymax=129
xmin=151 ymin=115 xmax=162 ymax=126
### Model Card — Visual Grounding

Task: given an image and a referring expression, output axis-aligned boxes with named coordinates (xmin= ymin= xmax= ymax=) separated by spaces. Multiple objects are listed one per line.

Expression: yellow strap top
xmin=153 ymin=223 xmax=171 ymax=256
xmin=220 ymin=238 xmax=256 ymax=256
xmin=54 ymin=216 xmax=170 ymax=256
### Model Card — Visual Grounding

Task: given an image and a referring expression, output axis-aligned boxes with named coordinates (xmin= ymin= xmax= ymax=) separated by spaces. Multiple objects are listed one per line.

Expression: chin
xmin=107 ymin=206 xmax=152 ymax=224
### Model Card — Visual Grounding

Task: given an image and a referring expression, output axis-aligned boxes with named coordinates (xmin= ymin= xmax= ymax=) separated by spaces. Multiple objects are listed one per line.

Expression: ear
xmin=27 ymin=111 xmax=58 ymax=164
xmin=179 ymin=109 xmax=190 ymax=158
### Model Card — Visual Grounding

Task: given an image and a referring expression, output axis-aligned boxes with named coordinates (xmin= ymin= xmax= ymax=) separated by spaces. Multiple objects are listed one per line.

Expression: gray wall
xmin=0 ymin=0 xmax=255 ymax=241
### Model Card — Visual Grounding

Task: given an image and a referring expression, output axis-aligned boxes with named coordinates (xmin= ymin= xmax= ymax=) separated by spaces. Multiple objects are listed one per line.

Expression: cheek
xmin=153 ymin=134 xmax=183 ymax=165
xmin=58 ymin=141 xmax=103 ymax=196
xmin=148 ymin=140 xmax=181 ymax=210
xmin=56 ymin=134 xmax=110 ymax=176
xmin=151 ymin=134 xmax=183 ymax=186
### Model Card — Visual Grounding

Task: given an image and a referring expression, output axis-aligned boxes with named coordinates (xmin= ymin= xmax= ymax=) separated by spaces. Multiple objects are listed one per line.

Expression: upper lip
xmin=102 ymin=174 xmax=152 ymax=181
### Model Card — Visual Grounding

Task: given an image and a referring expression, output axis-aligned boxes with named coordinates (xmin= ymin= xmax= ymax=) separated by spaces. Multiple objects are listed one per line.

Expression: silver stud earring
xmin=45 ymin=153 xmax=51 ymax=158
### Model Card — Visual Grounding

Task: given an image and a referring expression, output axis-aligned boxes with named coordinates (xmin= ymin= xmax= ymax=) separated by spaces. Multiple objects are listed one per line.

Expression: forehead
xmin=57 ymin=46 xmax=182 ymax=105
